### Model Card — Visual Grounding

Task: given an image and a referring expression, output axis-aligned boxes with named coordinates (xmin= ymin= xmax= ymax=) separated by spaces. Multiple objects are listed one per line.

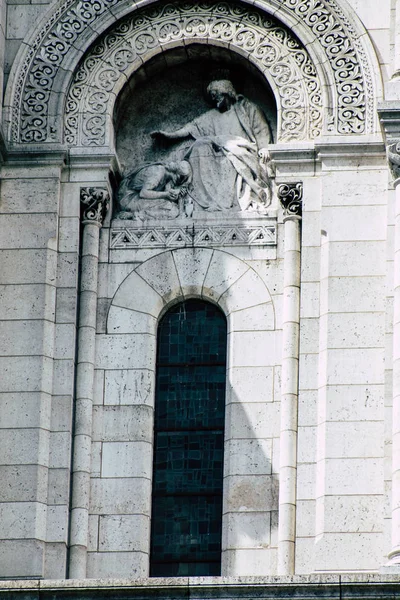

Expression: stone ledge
xmin=1 ymin=576 xmax=400 ymax=599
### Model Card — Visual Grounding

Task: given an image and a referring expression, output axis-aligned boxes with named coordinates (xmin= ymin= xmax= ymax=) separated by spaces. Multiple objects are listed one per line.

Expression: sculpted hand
xmin=166 ymin=189 xmax=179 ymax=201
xmin=151 ymin=130 xmax=171 ymax=140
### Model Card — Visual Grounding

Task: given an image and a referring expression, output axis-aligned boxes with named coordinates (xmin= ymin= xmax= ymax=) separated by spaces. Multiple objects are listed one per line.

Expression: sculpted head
xmin=207 ymin=79 xmax=237 ymax=111
xmin=167 ymin=160 xmax=192 ymax=184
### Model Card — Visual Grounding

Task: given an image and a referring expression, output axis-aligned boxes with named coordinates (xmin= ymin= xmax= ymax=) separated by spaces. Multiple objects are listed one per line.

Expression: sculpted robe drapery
xmin=184 ymin=96 xmax=271 ymax=211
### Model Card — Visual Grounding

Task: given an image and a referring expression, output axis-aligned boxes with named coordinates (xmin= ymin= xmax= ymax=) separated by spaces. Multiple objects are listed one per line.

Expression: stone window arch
xmin=101 ymin=247 xmax=277 ymax=576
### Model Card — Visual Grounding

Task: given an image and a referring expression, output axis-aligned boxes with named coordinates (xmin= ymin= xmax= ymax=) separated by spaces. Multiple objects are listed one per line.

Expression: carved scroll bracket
xmin=387 ymin=141 xmax=400 ymax=182
xmin=80 ymin=187 xmax=110 ymax=225
xmin=278 ymin=183 xmax=303 ymax=219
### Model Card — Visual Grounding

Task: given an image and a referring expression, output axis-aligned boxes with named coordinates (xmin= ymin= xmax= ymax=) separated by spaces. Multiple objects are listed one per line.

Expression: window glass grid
xmin=150 ymin=300 xmax=227 ymax=577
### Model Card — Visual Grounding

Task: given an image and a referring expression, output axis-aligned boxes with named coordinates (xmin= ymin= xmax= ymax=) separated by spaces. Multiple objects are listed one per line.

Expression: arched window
xmin=150 ymin=300 xmax=227 ymax=577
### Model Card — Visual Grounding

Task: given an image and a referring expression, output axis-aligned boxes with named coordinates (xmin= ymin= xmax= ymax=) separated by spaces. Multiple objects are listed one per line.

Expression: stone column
xmin=277 ymin=183 xmax=303 ymax=575
xmin=387 ymin=143 xmax=400 ymax=565
xmin=68 ymin=187 xmax=109 ymax=578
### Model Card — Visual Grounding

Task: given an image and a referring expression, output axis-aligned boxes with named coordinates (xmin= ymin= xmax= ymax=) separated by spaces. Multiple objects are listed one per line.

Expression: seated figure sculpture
xmin=116 ymin=160 xmax=192 ymax=220
xmin=152 ymin=79 xmax=273 ymax=213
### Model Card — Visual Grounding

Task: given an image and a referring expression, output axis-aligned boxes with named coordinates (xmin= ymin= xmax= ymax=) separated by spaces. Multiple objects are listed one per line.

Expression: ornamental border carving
xmin=110 ymin=222 xmax=277 ymax=249
xmin=8 ymin=0 xmax=377 ymax=145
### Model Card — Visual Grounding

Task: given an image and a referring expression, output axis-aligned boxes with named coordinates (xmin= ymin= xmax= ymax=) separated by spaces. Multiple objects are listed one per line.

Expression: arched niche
xmin=3 ymin=0 xmax=383 ymax=148
xmin=114 ymin=46 xmax=278 ymax=171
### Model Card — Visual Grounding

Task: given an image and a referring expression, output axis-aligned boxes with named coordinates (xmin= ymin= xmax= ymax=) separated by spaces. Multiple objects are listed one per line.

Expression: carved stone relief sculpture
xmin=117 ymin=161 xmax=192 ymax=220
xmin=116 ymin=80 xmax=275 ymax=220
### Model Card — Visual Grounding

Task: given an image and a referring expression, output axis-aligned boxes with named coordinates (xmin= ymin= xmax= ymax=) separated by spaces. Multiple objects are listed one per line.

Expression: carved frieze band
xmin=278 ymin=183 xmax=303 ymax=217
xmin=80 ymin=187 xmax=110 ymax=225
xmin=11 ymin=0 xmax=374 ymax=145
xmin=111 ymin=223 xmax=277 ymax=249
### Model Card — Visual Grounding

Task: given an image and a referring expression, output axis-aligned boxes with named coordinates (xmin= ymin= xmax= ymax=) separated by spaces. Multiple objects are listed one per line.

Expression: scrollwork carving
xmin=80 ymin=187 xmax=110 ymax=224
xmin=11 ymin=0 xmax=375 ymax=144
xmin=278 ymin=183 xmax=303 ymax=217
xmin=64 ymin=2 xmax=322 ymax=146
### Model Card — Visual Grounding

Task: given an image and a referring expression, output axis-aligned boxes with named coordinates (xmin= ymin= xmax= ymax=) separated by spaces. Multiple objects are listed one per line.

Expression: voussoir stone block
xmin=219 ymin=267 xmax=271 ymax=315
xmin=172 ymin=247 xmax=213 ymax=297
xmin=202 ymin=250 xmax=249 ymax=301
xmin=107 ymin=306 xmax=156 ymax=335
xmin=135 ymin=250 xmax=181 ymax=303
xmin=111 ymin=271 xmax=164 ymax=317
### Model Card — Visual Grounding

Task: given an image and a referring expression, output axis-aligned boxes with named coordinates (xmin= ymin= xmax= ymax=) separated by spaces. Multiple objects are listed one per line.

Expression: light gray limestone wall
xmin=345 ymin=0 xmax=391 ymax=82
xmin=313 ymin=150 xmax=387 ymax=571
xmin=3 ymin=0 xmax=52 ymax=91
xmin=0 ymin=0 xmax=5 ymax=120
xmin=384 ymin=183 xmax=395 ymax=561
xmin=0 ymin=161 xmax=63 ymax=577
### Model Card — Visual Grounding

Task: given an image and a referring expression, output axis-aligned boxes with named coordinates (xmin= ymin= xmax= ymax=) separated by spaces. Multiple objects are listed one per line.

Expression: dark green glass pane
xmin=157 ymin=300 xmax=227 ymax=365
xmin=156 ymin=365 xmax=225 ymax=430
xmin=151 ymin=561 xmax=221 ymax=577
xmin=153 ymin=431 xmax=224 ymax=494
xmin=150 ymin=495 xmax=222 ymax=563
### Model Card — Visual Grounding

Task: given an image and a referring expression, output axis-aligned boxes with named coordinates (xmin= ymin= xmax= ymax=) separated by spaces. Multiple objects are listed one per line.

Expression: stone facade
xmin=0 ymin=0 xmax=400 ymax=592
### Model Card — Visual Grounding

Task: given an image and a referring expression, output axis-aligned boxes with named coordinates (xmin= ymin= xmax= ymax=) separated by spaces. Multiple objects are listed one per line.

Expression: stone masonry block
xmin=222 ymin=511 xmax=271 ymax=550
xmin=227 ymin=366 xmax=274 ymax=404
xmin=87 ymin=550 xmax=147 ymax=578
xmin=223 ymin=474 xmax=278 ymax=513
xmin=0 ymin=214 xmax=57 ymax=249
xmin=0 ymin=540 xmax=44 ymax=578
xmin=0 ymin=249 xmax=57 ymax=285
xmin=0 ymin=464 xmax=48 ymax=503
xmin=104 ymin=369 xmax=154 ymax=406
xmin=0 ymin=178 xmax=60 ymax=213
xmin=90 ymin=477 xmax=151 ymax=515
xmin=92 ymin=405 xmax=153 ymax=443
xmin=96 ymin=333 xmax=156 ymax=370
xmin=225 ymin=402 xmax=280 ymax=440
xmin=101 ymin=441 xmax=152 ymax=478
xmin=98 ymin=514 xmax=150 ymax=552
xmin=224 ymin=439 xmax=272 ymax=476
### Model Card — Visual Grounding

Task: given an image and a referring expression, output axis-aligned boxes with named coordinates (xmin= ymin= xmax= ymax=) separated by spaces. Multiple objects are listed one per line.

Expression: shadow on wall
xmin=90 ymin=247 xmax=280 ymax=577
xmin=222 ymin=369 xmax=279 ymax=574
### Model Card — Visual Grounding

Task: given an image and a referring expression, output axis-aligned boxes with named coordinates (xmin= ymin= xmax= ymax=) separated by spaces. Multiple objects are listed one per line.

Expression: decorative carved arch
xmin=4 ymin=0 xmax=382 ymax=147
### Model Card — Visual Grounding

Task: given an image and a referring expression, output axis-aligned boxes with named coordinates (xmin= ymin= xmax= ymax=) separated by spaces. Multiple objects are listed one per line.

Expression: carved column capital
xmin=278 ymin=183 xmax=303 ymax=218
xmin=387 ymin=141 xmax=400 ymax=181
xmin=80 ymin=187 xmax=109 ymax=225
